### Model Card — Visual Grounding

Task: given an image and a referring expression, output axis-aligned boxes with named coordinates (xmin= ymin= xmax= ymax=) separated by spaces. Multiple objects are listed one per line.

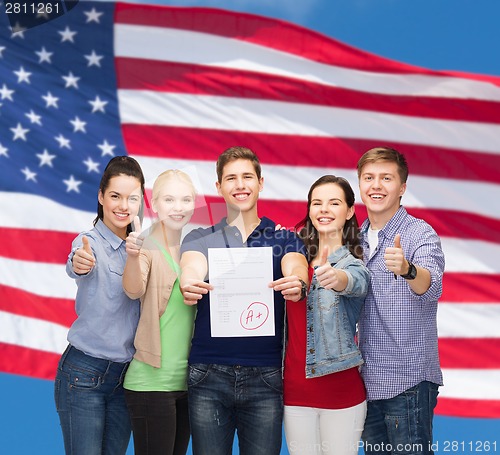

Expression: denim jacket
xmin=306 ymin=245 xmax=370 ymax=378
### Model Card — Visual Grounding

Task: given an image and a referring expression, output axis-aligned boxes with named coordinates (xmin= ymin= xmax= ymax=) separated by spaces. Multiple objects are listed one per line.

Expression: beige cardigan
xmin=124 ymin=236 xmax=179 ymax=368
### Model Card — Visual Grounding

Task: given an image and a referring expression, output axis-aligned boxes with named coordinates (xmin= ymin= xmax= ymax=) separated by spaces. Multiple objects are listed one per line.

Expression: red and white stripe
xmin=1 ymin=3 xmax=499 ymax=418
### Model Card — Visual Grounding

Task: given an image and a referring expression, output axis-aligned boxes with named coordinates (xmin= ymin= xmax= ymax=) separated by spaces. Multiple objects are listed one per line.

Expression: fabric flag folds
xmin=0 ymin=1 xmax=499 ymax=419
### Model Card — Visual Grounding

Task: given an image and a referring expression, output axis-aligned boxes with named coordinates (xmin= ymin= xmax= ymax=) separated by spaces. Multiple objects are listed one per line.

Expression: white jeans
xmin=284 ymin=401 xmax=367 ymax=455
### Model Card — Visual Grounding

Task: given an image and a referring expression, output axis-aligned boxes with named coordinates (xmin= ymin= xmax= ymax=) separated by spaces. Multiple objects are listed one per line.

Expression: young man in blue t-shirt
xmin=180 ymin=146 xmax=308 ymax=455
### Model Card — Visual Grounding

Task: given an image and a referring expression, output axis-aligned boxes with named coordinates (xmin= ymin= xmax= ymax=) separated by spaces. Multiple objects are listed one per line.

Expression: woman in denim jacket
xmin=284 ymin=175 xmax=370 ymax=455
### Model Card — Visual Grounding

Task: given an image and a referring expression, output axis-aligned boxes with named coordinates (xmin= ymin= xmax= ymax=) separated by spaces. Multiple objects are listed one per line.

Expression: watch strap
xmin=401 ymin=261 xmax=417 ymax=280
xmin=299 ymin=279 xmax=307 ymax=300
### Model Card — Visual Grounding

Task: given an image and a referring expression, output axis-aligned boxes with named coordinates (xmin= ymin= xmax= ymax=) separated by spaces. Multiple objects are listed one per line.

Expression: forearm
xmin=180 ymin=265 xmax=205 ymax=287
xmin=402 ymin=226 xmax=444 ymax=297
xmin=274 ymin=253 xmax=309 ymax=302
xmin=180 ymin=251 xmax=210 ymax=305
xmin=332 ymin=270 xmax=348 ymax=292
xmin=281 ymin=252 xmax=309 ymax=284
xmin=406 ymin=265 xmax=431 ymax=295
xmin=123 ymin=256 xmax=144 ymax=297
xmin=180 ymin=251 xmax=208 ymax=286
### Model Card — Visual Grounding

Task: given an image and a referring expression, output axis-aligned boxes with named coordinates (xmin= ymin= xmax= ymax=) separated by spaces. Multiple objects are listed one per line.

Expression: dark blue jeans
xmin=54 ymin=345 xmax=131 ymax=455
xmin=188 ymin=364 xmax=283 ymax=455
xmin=361 ymin=381 xmax=439 ymax=455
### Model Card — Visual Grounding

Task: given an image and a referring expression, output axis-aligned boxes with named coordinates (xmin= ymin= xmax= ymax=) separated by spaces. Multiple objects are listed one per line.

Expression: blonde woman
xmin=122 ymin=170 xmax=197 ymax=455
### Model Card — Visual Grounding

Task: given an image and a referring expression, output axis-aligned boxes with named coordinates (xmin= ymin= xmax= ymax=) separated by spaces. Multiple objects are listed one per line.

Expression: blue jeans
xmin=362 ymin=381 xmax=439 ymax=455
xmin=54 ymin=345 xmax=132 ymax=455
xmin=188 ymin=364 xmax=283 ymax=455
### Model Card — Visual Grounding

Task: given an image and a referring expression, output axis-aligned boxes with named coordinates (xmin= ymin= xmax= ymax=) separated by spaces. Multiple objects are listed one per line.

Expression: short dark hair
xmin=357 ymin=146 xmax=409 ymax=183
xmin=216 ymin=146 xmax=261 ymax=183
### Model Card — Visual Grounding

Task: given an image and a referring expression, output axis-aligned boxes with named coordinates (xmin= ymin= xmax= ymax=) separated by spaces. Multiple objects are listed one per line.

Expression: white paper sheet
xmin=208 ymin=247 xmax=275 ymax=337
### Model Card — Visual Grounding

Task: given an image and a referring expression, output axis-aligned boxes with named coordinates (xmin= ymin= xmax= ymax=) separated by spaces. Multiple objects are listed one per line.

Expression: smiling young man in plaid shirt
xmin=356 ymin=147 xmax=445 ymax=455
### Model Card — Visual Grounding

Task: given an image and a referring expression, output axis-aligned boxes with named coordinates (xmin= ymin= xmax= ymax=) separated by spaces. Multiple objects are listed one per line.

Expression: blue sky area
xmin=136 ymin=0 xmax=500 ymax=76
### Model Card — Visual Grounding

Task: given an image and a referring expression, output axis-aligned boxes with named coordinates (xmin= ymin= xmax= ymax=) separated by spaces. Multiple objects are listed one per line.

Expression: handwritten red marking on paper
xmin=240 ymin=302 xmax=269 ymax=330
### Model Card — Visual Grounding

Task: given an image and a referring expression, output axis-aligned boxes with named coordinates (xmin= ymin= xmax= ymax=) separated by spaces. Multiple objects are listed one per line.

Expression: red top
xmin=283 ymin=267 xmax=366 ymax=409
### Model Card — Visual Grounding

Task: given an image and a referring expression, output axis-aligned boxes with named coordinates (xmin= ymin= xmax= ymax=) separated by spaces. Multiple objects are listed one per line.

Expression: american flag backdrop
xmin=0 ymin=1 xmax=499 ymax=420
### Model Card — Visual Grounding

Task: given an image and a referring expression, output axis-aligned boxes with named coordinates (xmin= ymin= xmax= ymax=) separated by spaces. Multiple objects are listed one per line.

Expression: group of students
xmin=54 ymin=145 xmax=445 ymax=455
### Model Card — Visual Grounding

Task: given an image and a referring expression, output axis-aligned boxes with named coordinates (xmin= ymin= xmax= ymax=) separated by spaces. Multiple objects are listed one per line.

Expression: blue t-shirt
xmin=181 ymin=217 xmax=306 ymax=367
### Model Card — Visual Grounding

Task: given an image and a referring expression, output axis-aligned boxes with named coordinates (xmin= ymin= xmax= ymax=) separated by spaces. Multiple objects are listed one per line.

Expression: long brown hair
xmin=296 ymin=175 xmax=363 ymax=262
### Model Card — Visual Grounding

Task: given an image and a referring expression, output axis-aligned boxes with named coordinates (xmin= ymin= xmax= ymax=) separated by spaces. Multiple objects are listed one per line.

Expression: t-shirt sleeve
xmin=180 ymin=227 xmax=209 ymax=257
xmin=283 ymin=230 xmax=307 ymax=256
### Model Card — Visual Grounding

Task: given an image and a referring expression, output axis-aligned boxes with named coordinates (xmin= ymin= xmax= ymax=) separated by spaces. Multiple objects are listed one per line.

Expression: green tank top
xmin=124 ymin=249 xmax=195 ymax=392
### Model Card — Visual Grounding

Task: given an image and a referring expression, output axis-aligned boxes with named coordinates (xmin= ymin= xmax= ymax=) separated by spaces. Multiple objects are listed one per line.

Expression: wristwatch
xmin=299 ymin=279 xmax=308 ymax=300
xmin=400 ymin=261 xmax=417 ymax=280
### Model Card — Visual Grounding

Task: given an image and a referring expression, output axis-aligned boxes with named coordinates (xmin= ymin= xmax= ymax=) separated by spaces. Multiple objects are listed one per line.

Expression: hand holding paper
xmin=181 ymin=279 xmax=213 ymax=306
xmin=269 ymin=275 xmax=302 ymax=301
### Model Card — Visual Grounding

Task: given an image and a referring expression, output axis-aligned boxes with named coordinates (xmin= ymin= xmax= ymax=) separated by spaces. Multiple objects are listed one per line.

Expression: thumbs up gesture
xmin=125 ymin=216 xmax=144 ymax=257
xmin=72 ymin=235 xmax=96 ymax=275
xmin=384 ymin=234 xmax=408 ymax=276
xmin=315 ymin=246 xmax=342 ymax=290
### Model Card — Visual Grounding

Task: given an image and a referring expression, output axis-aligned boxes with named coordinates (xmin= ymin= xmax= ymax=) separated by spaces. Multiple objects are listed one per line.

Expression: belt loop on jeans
xmin=60 ymin=344 xmax=72 ymax=365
